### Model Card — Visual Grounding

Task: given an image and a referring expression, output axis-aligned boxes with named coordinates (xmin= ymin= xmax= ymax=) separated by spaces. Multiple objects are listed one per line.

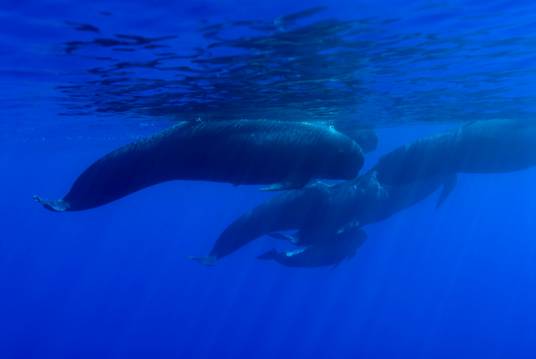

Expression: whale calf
xmin=34 ymin=120 xmax=364 ymax=212
xmin=190 ymin=181 xmax=336 ymax=265
xmin=258 ymin=226 xmax=367 ymax=268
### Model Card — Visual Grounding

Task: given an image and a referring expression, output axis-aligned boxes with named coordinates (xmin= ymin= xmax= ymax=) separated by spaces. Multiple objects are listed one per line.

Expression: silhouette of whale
xmin=373 ymin=119 xmax=536 ymax=186
xmin=34 ymin=120 xmax=364 ymax=212
xmin=191 ymin=165 xmax=456 ymax=265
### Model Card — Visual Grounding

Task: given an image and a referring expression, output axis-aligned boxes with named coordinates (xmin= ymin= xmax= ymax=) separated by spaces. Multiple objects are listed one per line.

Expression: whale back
xmin=52 ymin=120 xmax=363 ymax=211
xmin=453 ymin=119 xmax=536 ymax=173
xmin=210 ymin=182 xmax=332 ymax=259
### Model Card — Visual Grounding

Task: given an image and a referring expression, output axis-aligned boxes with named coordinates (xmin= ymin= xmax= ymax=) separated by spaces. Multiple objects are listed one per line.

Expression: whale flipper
xmin=436 ymin=174 xmax=457 ymax=208
xmin=189 ymin=255 xmax=217 ymax=266
xmin=33 ymin=195 xmax=70 ymax=212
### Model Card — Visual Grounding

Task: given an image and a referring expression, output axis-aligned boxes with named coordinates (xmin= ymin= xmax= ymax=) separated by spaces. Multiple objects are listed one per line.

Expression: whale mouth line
xmin=33 ymin=195 xmax=70 ymax=212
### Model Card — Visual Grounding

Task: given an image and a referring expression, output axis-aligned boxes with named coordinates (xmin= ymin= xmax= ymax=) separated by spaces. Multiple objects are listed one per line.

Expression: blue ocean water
xmin=2 ymin=0 xmax=536 ymax=358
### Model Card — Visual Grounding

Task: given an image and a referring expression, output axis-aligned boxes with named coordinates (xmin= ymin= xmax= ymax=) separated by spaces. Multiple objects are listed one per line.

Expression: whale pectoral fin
xmin=436 ymin=174 xmax=457 ymax=208
xmin=33 ymin=195 xmax=70 ymax=212
xmin=267 ymin=232 xmax=300 ymax=244
xmin=188 ymin=255 xmax=217 ymax=266
xmin=285 ymin=246 xmax=307 ymax=257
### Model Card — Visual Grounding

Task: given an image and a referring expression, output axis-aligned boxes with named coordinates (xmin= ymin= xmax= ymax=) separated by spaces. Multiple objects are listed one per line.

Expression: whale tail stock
xmin=189 ymin=255 xmax=218 ymax=266
xmin=33 ymin=195 xmax=70 ymax=212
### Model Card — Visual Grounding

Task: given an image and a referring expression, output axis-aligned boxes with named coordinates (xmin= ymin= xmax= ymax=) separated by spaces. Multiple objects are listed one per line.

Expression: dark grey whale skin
xmin=34 ymin=120 xmax=364 ymax=212
xmin=332 ymin=125 xmax=378 ymax=153
xmin=257 ymin=227 xmax=367 ymax=268
xmin=203 ymin=181 xmax=335 ymax=261
xmin=196 ymin=170 xmax=452 ymax=264
xmin=372 ymin=119 xmax=536 ymax=186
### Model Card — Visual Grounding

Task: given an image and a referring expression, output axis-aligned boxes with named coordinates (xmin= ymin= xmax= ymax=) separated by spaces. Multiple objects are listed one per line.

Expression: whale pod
xmin=193 ymin=169 xmax=456 ymax=265
xmin=35 ymin=120 xmax=364 ymax=212
xmin=192 ymin=174 xmax=385 ymax=265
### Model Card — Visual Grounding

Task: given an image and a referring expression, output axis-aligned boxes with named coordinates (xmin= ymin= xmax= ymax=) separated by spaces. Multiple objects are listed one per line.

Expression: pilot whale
xmin=190 ymin=181 xmax=336 ymax=265
xmin=373 ymin=119 xmax=536 ymax=186
xmin=191 ymin=169 xmax=455 ymax=265
xmin=34 ymin=120 xmax=364 ymax=212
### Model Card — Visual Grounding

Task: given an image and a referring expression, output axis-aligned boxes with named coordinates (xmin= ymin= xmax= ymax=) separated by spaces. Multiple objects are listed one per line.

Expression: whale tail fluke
xmin=33 ymin=195 xmax=70 ymax=212
xmin=189 ymin=255 xmax=217 ymax=266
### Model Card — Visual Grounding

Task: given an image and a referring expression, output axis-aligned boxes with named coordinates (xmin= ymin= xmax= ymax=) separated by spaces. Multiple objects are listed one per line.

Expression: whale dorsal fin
xmin=436 ymin=174 xmax=457 ymax=208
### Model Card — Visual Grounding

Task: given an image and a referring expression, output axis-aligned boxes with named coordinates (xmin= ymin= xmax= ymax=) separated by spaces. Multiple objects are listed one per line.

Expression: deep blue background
xmin=2 ymin=1 xmax=536 ymax=358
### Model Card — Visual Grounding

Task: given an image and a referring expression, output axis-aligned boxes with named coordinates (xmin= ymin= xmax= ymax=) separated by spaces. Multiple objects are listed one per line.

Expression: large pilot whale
xmin=34 ymin=120 xmax=364 ymax=212
xmin=373 ymin=119 xmax=536 ymax=186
